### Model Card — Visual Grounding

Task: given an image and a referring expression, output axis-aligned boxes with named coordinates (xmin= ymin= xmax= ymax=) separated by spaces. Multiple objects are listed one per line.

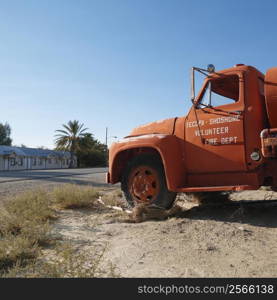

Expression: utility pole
xmin=105 ymin=127 xmax=108 ymax=148
xmin=105 ymin=127 xmax=108 ymax=166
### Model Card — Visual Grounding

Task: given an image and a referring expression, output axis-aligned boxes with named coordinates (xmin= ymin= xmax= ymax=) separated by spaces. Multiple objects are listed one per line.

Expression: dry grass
xmin=4 ymin=243 xmax=119 ymax=278
xmin=51 ymin=184 xmax=100 ymax=209
xmin=0 ymin=189 xmax=55 ymax=236
xmin=0 ymin=234 xmax=38 ymax=271
xmin=100 ymin=189 xmax=125 ymax=207
xmin=0 ymin=189 xmax=55 ymax=275
xmin=0 ymin=184 xmax=118 ymax=277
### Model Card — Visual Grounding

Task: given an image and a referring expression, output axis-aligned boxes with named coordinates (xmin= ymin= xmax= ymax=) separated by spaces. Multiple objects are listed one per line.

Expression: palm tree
xmin=55 ymin=120 xmax=88 ymax=168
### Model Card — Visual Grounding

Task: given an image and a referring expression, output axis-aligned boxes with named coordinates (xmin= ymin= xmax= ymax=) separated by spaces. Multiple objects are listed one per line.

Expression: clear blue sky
xmin=1 ymin=0 xmax=277 ymax=148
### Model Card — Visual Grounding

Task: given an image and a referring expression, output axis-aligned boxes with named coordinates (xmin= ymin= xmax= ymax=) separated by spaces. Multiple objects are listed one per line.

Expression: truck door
xmin=185 ymin=72 xmax=247 ymax=174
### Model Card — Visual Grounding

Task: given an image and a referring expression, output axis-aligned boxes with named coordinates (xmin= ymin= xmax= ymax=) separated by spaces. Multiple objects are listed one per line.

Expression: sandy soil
xmin=50 ymin=189 xmax=277 ymax=278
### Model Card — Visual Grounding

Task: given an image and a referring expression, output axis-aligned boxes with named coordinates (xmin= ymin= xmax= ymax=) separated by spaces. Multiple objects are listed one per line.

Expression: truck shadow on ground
xmin=177 ymin=200 xmax=277 ymax=228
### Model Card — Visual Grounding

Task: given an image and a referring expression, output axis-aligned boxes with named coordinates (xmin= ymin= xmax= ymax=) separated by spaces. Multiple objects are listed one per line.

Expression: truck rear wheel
xmin=121 ymin=154 xmax=176 ymax=209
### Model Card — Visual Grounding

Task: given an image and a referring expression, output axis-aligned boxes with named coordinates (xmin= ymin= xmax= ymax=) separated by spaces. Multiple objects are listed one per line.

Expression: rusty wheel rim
xmin=128 ymin=165 xmax=160 ymax=205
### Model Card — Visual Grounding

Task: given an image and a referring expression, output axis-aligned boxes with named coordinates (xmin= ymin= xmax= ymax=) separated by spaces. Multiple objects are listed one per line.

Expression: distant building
xmin=0 ymin=146 xmax=77 ymax=171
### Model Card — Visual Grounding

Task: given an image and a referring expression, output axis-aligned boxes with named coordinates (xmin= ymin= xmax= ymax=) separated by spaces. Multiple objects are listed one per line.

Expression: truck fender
xmin=108 ymin=134 xmax=186 ymax=191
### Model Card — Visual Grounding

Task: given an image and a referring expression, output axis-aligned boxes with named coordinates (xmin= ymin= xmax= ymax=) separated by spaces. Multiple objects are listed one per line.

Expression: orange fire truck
xmin=107 ymin=64 xmax=277 ymax=208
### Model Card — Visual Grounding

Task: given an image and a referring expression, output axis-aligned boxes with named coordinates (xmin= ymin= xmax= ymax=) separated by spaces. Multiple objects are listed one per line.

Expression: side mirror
xmin=207 ymin=64 xmax=215 ymax=73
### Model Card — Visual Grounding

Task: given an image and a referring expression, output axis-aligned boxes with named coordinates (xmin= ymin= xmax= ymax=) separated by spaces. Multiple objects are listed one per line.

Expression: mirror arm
xmin=190 ymin=65 xmax=215 ymax=108
xmin=191 ymin=67 xmax=195 ymax=102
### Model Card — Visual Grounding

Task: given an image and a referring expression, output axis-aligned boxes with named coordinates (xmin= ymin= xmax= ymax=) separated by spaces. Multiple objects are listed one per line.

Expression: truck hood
xmin=128 ymin=117 xmax=177 ymax=137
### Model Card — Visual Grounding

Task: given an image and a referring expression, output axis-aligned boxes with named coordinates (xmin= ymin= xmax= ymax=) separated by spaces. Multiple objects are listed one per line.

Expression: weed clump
xmin=52 ymin=184 xmax=99 ymax=209
xmin=0 ymin=184 xmax=116 ymax=277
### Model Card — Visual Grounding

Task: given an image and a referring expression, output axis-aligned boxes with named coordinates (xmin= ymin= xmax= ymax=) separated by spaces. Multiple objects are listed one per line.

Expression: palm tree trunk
xmin=69 ymin=140 xmax=76 ymax=168
xmin=69 ymin=151 xmax=74 ymax=168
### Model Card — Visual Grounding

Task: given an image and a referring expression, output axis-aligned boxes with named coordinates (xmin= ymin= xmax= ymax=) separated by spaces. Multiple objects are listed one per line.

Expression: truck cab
xmin=107 ymin=64 xmax=277 ymax=208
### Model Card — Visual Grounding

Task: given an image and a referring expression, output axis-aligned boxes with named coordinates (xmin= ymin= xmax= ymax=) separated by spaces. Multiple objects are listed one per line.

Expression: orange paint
xmin=108 ymin=64 xmax=277 ymax=192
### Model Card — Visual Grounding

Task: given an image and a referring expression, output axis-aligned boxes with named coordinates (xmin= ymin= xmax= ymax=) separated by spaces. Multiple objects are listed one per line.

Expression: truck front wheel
xmin=121 ymin=155 xmax=176 ymax=209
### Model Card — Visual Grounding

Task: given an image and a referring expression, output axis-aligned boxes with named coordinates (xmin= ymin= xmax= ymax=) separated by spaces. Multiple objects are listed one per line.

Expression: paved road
xmin=0 ymin=168 xmax=108 ymax=183
xmin=0 ymin=168 xmax=115 ymax=201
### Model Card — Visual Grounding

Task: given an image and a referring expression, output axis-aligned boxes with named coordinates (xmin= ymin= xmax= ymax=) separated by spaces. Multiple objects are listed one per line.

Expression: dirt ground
xmin=50 ymin=188 xmax=277 ymax=278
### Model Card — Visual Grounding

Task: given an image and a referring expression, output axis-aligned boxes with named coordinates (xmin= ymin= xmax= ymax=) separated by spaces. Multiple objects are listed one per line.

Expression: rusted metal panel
xmin=265 ymin=67 xmax=277 ymax=128
xmin=261 ymin=128 xmax=277 ymax=158
xmin=129 ymin=117 xmax=177 ymax=137
xmin=176 ymin=185 xmax=258 ymax=193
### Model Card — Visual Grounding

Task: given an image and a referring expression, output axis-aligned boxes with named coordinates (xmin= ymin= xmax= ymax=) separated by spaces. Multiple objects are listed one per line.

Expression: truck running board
xmin=176 ymin=185 xmax=258 ymax=193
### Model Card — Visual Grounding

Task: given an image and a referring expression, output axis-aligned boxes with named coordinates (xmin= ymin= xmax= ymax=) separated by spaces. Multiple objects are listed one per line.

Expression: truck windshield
xmin=198 ymin=75 xmax=239 ymax=108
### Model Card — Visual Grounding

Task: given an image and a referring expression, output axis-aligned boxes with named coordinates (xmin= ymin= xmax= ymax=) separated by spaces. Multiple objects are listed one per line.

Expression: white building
xmin=0 ymin=146 xmax=76 ymax=171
